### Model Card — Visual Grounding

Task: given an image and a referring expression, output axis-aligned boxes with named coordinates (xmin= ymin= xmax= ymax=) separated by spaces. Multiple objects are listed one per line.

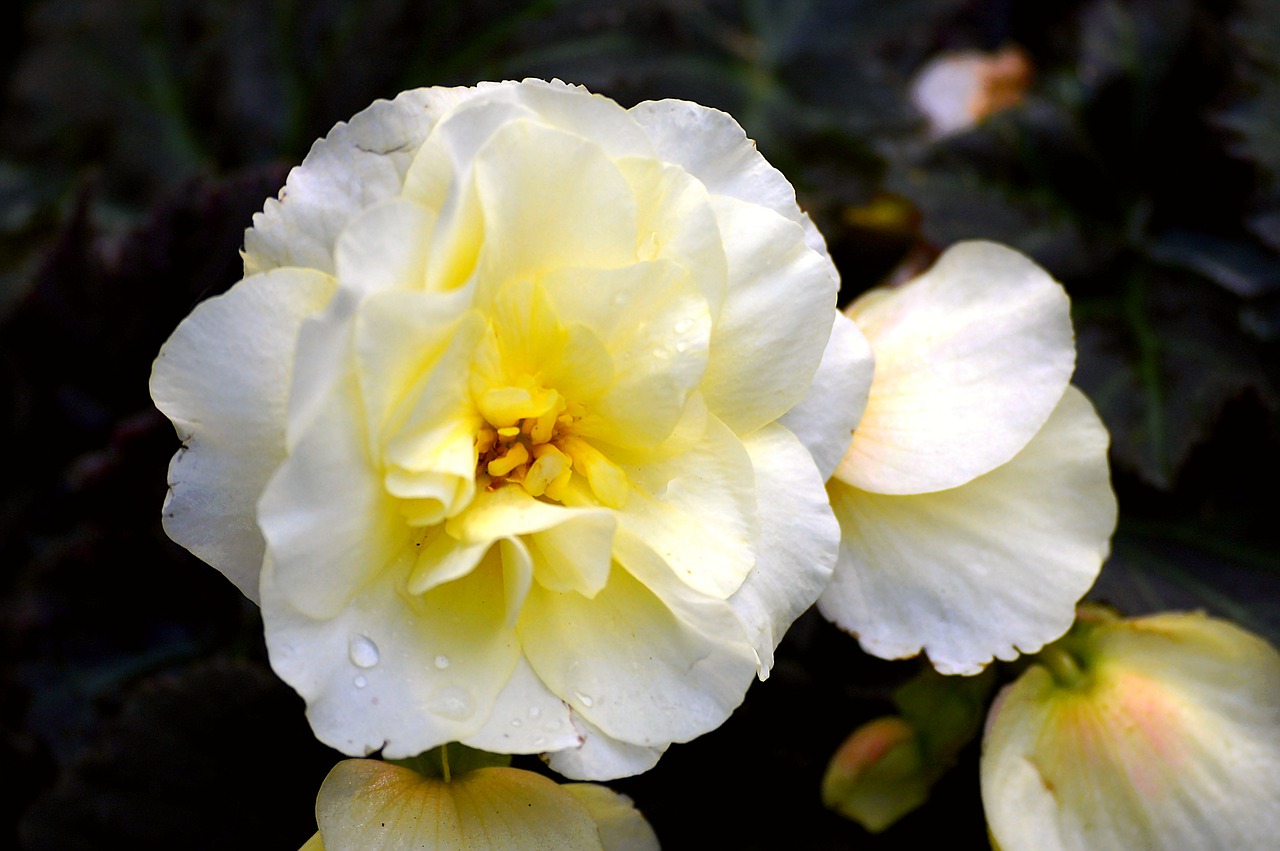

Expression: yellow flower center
xmin=473 ymin=378 xmax=627 ymax=508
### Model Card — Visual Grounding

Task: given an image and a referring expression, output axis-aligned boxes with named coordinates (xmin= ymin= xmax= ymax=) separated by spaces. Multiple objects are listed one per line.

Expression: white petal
xmin=836 ymin=241 xmax=1075 ymax=495
xmin=701 ymin=196 xmax=838 ymax=434
xmin=616 ymin=414 xmax=757 ymax=599
xmin=244 ymin=87 xmax=480 ymax=276
xmin=982 ymin=613 xmax=1280 ymax=851
xmin=562 ymin=784 xmax=661 ymax=851
xmin=820 ymin=386 xmax=1115 ymax=675
xmin=730 ymin=423 xmax=839 ymax=674
xmin=628 ymin=98 xmax=828 ymax=257
xmin=518 ymin=566 xmax=757 ymax=748
xmin=777 ymin=312 xmax=874 ymax=481
xmin=462 ymin=656 xmax=581 ymax=755
xmin=258 ymin=362 xmax=408 ymax=620
xmin=332 ymin=198 xmax=437 ymax=294
xmin=546 ymin=715 xmax=666 ymax=782
xmin=149 ymin=268 xmax=335 ymax=601
xmin=262 ymin=548 xmax=520 ymax=758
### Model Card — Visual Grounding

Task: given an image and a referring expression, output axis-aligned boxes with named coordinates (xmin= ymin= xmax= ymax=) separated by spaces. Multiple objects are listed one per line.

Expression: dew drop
xmin=429 ymin=686 xmax=474 ymax=721
xmin=528 ymin=706 xmax=542 ymax=720
xmin=348 ymin=636 xmax=380 ymax=669
xmin=574 ymin=690 xmax=594 ymax=708
xmin=434 ymin=655 xmax=451 ymax=670
xmin=511 ymin=719 xmax=522 ymax=727
xmin=674 ymin=340 xmax=689 ymax=353
xmin=353 ymin=675 xmax=368 ymax=689
xmin=534 ymin=736 xmax=547 ymax=747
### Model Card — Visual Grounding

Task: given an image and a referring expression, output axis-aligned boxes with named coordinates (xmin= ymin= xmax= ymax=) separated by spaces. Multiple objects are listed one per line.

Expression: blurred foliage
xmin=2 ymin=1 xmax=1279 ymax=849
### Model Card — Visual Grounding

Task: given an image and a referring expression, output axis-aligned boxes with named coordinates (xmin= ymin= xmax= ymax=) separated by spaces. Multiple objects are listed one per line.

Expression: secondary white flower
xmin=151 ymin=79 xmax=869 ymax=778
xmin=819 ymin=242 xmax=1117 ymax=675
xmin=303 ymin=756 xmax=658 ymax=850
xmin=981 ymin=610 xmax=1280 ymax=850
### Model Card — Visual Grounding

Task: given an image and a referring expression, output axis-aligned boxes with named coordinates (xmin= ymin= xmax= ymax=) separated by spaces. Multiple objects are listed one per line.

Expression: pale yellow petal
xmin=461 ymin=656 xmax=580 ymax=754
xmin=316 ymin=760 xmax=603 ymax=850
xmin=837 ymin=241 xmax=1075 ymax=494
xmin=562 ymin=784 xmax=661 ymax=851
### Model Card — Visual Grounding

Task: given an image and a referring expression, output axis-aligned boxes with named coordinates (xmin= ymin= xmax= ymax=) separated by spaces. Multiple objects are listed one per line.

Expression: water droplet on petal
xmin=534 ymin=736 xmax=547 ymax=747
xmin=348 ymin=636 xmax=380 ymax=669
xmin=429 ymin=686 xmax=474 ymax=721
xmin=528 ymin=706 xmax=542 ymax=719
xmin=574 ymin=690 xmax=594 ymax=708
xmin=434 ymin=655 xmax=450 ymax=670
xmin=511 ymin=719 xmax=522 ymax=727
xmin=354 ymin=675 xmax=368 ymax=689
xmin=674 ymin=340 xmax=689 ymax=353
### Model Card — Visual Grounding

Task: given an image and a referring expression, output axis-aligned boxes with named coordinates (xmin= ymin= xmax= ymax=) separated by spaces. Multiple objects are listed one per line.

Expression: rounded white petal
xmin=777 ymin=312 xmax=874 ymax=481
xmin=461 ymin=656 xmax=580 ymax=755
xmin=149 ymin=268 xmax=335 ymax=601
xmin=700 ymin=196 xmax=838 ymax=434
xmin=262 ymin=549 xmax=520 ymax=758
xmin=982 ymin=613 xmax=1280 ymax=851
xmin=316 ymin=759 xmax=604 ymax=850
xmin=562 ymin=784 xmax=661 ymax=851
xmin=518 ymin=566 xmax=757 ymax=748
xmin=820 ymin=386 xmax=1115 ymax=674
xmin=244 ymin=87 xmax=480 ymax=276
xmin=836 ymin=240 xmax=1075 ymax=495
xmin=546 ymin=715 xmax=666 ymax=782
xmin=730 ymin=423 xmax=838 ymax=673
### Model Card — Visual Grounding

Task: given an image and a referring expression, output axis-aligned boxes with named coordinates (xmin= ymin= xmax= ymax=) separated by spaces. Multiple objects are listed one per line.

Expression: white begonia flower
xmin=304 ymin=757 xmax=659 ymax=850
xmin=981 ymin=610 xmax=1280 ymax=850
xmin=819 ymin=242 xmax=1117 ymax=675
xmin=150 ymin=79 xmax=871 ymax=777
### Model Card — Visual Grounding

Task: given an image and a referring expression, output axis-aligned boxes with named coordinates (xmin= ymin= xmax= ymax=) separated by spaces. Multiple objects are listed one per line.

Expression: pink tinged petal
xmin=244 ymin=87 xmax=480 ymax=276
xmin=982 ymin=614 xmax=1280 ymax=851
xmin=472 ymin=120 xmax=639 ymax=291
xmin=729 ymin=423 xmax=839 ymax=674
xmin=616 ymin=414 xmax=757 ymax=599
xmin=149 ymin=268 xmax=336 ymax=602
xmin=778 ymin=312 xmax=875 ymax=481
xmin=836 ymin=240 xmax=1075 ymax=495
xmin=547 ymin=715 xmax=666 ymax=782
xmin=820 ymin=387 xmax=1115 ymax=675
xmin=462 ymin=656 xmax=580 ymax=755
xmin=562 ymin=784 xmax=661 ymax=851
xmin=332 ymin=199 xmax=437 ymax=294
xmin=262 ymin=549 xmax=520 ymax=758
xmin=315 ymin=760 xmax=604 ymax=850
xmin=701 ymin=196 xmax=839 ymax=434
xmin=518 ymin=567 xmax=758 ymax=748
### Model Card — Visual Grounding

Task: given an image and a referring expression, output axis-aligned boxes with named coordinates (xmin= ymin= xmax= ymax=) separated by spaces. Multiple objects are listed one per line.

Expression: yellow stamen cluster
xmin=474 ymin=386 xmax=628 ymax=508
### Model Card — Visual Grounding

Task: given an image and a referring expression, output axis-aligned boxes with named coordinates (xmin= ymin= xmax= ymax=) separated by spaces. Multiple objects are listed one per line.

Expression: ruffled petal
xmin=700 ymin=196 xmax=838 ymax=434
xmin=836 ymin=241 xmax=1075 ymax=495
xmin=820 ymin=386 xmax=1115 ymax=675
xmin=149 ymin=268 xmax=335 ymax=601
xmin=777 ymin=312 xmax=874 ymax=481
xmin=244 ymin=87 xmax=480 ymax=276
xmin=461 ymin=656 xmax=581 ymax=755
xmin=729 ymin=423 xmax=838 ymax=673
xmin=982 ymin=613 xmax=1280 ymax=851
xmin=546 ymin=717 xmax=666 ymax=782
xmin=562 ymin=784 xmax=661 ymax=851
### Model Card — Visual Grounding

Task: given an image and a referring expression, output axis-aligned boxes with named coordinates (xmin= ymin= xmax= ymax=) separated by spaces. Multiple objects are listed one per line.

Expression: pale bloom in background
xmin=981 ymin=609 xmax=1280 ymax=850
xmin=301 ymin=754 xmax=658 ymax=851
xmin=820 ymin=241 xmax=1117 ymax=675
xmin=909 ymin=47 xmax=1034 ymax=139
xmin=150 ymin=79 xmax=870 ymax=779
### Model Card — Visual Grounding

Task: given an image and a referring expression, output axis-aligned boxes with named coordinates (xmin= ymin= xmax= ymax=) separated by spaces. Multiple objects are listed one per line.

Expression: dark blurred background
xmin=2 ymin=1 xmax=1279 ymax=848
